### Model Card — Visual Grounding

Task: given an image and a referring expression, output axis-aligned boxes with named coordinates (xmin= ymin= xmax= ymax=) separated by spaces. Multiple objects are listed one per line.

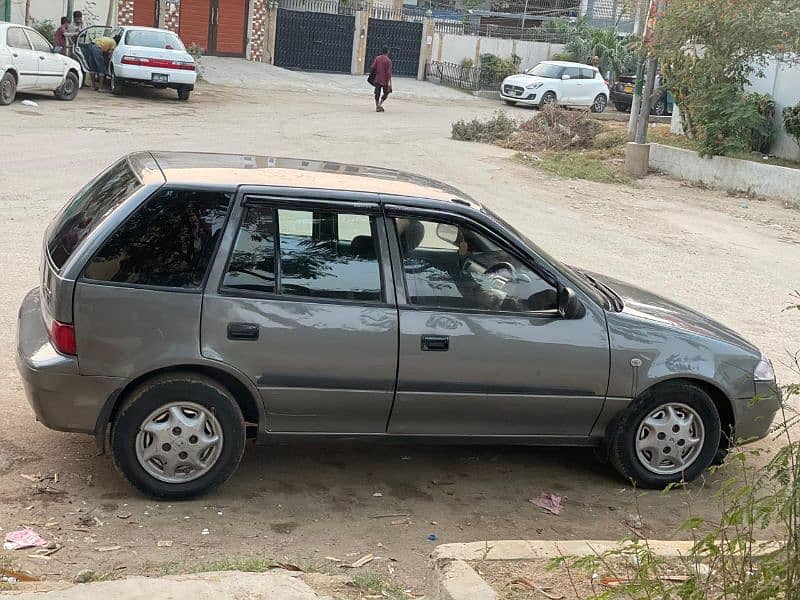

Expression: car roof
xmin=120 ymin=25 xmax=179 ymax=33
xmin=135 ymin=152 xmax=480 ymax=206
xmin=540 ymin=60 xmax=598 ymax=70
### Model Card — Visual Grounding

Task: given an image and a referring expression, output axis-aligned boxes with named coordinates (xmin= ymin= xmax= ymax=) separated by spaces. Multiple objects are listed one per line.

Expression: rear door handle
xmin=227 ymin=322 xmax=259 ymax=340
xmin=421 ymin=335 xmax=449 ymax=351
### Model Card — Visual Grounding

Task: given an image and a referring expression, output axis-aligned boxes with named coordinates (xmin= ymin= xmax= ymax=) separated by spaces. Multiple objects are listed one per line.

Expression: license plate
xmin=623 ymin=84 xmax=633 ymax=93
xmin=152 ymin=73 xmax=168 ymax=83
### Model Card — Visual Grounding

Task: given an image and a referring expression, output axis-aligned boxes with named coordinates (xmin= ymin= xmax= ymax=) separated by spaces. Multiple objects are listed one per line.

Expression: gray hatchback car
xmin=17 ymin=152 xmax=780 ymax=498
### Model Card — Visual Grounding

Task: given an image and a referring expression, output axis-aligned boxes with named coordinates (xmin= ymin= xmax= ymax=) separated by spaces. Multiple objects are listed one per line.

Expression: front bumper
xmin=500 ymin=91 xmax=539 ymax=105
xmin=731 ymin=380 xmax=782 ymax=443
xmin=16 ymin=288 xmax=123 ymax=435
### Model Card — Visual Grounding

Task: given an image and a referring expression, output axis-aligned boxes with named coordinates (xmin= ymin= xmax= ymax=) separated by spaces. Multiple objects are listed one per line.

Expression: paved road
xmin=0 ymin=62 xmax=798 ymax=588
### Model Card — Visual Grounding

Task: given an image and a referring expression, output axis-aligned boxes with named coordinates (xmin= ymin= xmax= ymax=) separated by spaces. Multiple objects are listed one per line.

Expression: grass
xmin=352 ymin=572 xmax=408 ymax=600
xmin=197 ymin=556 xmax=275 ymax=573
xmin=516 ymin=150 xmax=634 ymax=185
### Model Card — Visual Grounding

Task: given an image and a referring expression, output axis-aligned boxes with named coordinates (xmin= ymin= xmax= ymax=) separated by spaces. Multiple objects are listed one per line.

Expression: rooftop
xmin=137 ymin=152 xmax=477 ymax=205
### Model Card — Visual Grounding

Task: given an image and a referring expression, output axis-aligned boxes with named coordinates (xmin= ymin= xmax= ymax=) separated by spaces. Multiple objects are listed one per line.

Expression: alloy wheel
xmin=635 ymin=403 xmax=705 ymax=475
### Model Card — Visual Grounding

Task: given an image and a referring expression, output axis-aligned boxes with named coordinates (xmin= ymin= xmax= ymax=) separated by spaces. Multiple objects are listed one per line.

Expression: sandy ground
xmin=0 ymin=58 xmax=798 ymax=590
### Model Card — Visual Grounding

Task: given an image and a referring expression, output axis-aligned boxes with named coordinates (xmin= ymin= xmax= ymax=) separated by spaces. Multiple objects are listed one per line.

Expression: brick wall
xmin=117 ymin=0 xmax=135 ymax=25
xmin=248 ymin=0 xmax=267 ymax=61
xmin=163 ymin=1 xmax=180 ymax=32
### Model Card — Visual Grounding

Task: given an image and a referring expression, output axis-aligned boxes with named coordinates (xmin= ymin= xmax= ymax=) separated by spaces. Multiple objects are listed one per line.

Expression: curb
xmin=427 ymin=539 xmax=699 ymax=600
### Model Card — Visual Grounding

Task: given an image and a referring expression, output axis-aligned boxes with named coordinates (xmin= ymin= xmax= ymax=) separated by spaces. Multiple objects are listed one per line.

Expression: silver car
xmin=16 ymin=152 xmax=780 ymax=498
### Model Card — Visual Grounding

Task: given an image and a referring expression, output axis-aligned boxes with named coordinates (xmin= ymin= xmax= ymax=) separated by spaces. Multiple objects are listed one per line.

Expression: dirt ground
xmin=0 ymin=58 xmax=799 ymax=591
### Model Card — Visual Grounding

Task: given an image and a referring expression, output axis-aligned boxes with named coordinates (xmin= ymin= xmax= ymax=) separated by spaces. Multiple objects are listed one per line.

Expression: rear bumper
xmin=610 ymin=90 xmax=632 ymax=107
xmin=114 ymin=63 xmax=197 ymax=86
xmin=16 ymin=288 xmax=123 ymax=435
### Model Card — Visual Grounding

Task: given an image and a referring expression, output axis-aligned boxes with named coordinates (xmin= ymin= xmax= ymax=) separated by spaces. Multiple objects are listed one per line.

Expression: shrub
xmin=451 ymin=112 xmax=517 ymax=143
xmin=478 ymin=54 xmax=518 ymax=87
xmin=31 ymin=19 xmax=56 ymax=43
xmin=503 ymin=104 xmax=604 ymax=152
xmin=745 ymin=92 xmax=775 ymax=154
xmin=459 ymin=57 xmax=474 ymax=69
xmin=784 ymin=102 xmax=800 ymax=156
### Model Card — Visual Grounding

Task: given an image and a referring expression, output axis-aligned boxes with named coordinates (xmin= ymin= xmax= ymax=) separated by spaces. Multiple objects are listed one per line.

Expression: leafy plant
xmin=30 ymin=18 xmax=56 ymax=43
xmin=562 ymin=26 xmax=638 ymax=79
xmin=451 ymin=111 xmax=517 ymax=143
xmin=478 ymin=53 xmax=518 ymax=87
xmin=784 ymin=102 xmax=800 ymax=157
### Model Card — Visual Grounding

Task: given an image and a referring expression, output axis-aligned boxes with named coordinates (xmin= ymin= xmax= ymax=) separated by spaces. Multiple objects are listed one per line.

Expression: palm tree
xmin=564 ymin=27 xmax=637 ymax=79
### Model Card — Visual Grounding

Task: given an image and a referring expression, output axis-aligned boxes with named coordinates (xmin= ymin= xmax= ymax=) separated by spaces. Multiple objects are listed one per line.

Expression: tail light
xmin=121 ymin=55 xmax=196 ymax=70
xmin=45 ymin=314 xmax=77 ymax=355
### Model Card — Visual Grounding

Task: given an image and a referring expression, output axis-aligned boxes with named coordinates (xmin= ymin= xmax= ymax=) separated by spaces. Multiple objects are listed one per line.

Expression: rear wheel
xmin=111 ymin=373 xmax=246 ymax=499
xmin=608 ymin=381 xmax=721 ymax=488
xmin=110 ymin=71 xmax=124 ymax=96
xmin=0 ymin=72 xmax=17 ymax=105
xmin=590 ymin=94 xmax=607 ymax=113
xmin=54 ymin=71 xmax=80 ymax=100
xmin=177 ymin=86 xmax=191 ymax=101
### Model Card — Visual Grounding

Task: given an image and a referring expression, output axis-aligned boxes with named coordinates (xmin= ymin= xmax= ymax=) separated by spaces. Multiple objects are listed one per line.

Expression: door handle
xmin=39 ymin=55 xmax=46 ymax=60
xmin=421 ymin=335 xmax=449 ymax=351
xmin=12 ymin=53 xmax=18 ymax=57
xmin=227 ymin=322 xmax=259 ymax=340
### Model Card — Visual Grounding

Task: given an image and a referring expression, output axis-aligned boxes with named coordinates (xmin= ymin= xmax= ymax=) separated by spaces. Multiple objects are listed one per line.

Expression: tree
xmin=653 ymin=0 xmax=800 ymax=155
xmin=563 ymin=26 xmax=638 ymax=79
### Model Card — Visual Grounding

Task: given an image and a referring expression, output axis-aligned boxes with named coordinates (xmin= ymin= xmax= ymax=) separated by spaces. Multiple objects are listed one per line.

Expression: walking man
xmin=370 ymin=47 xmax=392 ymax=112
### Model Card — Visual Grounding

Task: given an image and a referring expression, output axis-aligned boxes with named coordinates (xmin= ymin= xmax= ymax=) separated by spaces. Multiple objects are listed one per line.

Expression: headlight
xmin=754 ymin=357 xmax=775 ymax=381
xmin=525 ymin=82 xmax=543 ymax=90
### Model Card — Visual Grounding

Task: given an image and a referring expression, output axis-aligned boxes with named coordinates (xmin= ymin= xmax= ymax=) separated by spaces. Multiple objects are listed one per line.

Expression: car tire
xmin=111 ymin=373 xmax=246 ymax=499
xmin=590 ymin=94 xmax=607 ymax=113
xmin=608 ymin=381 xmax=721 ymax=489
xmin=177 ymin=86 xmax=191 ymax=101
xmin=504 ymin=99 xmax=517 ymax=106
xmin=110 ymin=71 xmax=124 ymax=96
xmin=0 ymin=71 xmax=17 ymax=106
xmin=652 ymin=97 xmax=667 ymax=116
xmin=539 ymin=91 xmax=556 ymax=108
xmin=54 ymin=71 xmax=80 ymax=101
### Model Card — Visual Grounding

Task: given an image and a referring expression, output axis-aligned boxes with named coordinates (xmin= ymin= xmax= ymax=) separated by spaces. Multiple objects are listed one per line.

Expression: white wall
xmin=748 ymin=57 xmax=800 ymax=161
xmin=433 ymin=32 xmax=565 ymax=71
xmin=9 ymin=0 xmax=114 ymax=28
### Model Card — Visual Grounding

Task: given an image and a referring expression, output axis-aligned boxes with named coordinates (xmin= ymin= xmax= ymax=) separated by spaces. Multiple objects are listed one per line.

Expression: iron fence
xmin=426 ymin=60 xmax=510 ymax=91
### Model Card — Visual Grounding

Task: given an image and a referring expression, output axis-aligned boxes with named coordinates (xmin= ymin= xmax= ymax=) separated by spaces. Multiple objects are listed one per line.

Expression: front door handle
xmin=39 ymin=55 xmax=46 ymax=60
xmin=421 ymin=335 xmax=449 ymax=351
xmin=227 ymin=322 xmax=259 ymax=341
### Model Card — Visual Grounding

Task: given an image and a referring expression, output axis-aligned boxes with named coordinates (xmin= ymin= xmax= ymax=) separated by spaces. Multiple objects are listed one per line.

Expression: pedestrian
xmin=64 ymin=10 xmax=85 ymax=56
xmin=87 ymin=35 xmax=116 ymax=91
xmin=53 ymin=17 xmax=70 ymax=55
xmin=369 ymin=46 xmax=392 ymax=113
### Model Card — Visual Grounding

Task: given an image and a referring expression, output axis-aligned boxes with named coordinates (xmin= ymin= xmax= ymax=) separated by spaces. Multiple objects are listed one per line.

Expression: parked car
xmin=610 ymin=73 xmax=673 ymax=116
xmin=74 ymin=26 xmax=196 ymax=100
xmin=500 ymin=60 xmax=610 ymax=112
xmin=17 ymin=152 xmax=780 ymax=498
xmin=0 ymin=22 xmax=82 ymax=105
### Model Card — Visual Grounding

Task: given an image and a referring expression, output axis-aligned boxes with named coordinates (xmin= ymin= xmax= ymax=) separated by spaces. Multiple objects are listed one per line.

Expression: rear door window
xmin=7 ymin=27 xmax=32 ymax=49
xmin=47 ymin=159 xmax=142 ymax=270
xmin=581 ymin=68 xmax=596 ymax=80
xmin=83 ymin=189 xmax=232 ymax=288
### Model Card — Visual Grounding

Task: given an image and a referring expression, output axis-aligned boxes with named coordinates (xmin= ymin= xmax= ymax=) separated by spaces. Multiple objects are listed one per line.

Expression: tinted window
xmin=396 ymin=218 xmax=557 ymax=312
xmin=125 ymin=29 xmax=186 ymax=50
xmin=528 ymin=63 xmax=563 ymax=79
xmin=563 ymin=67 xmax=580 ymax=79
xmin=7 ymin=27 xmax=31 ymax=49
xmin=84 ymin=189 xmax=231 ymax=287
xmin=26 ymin=29 xmax=52 ymax=52
xmin=47 ymin=159 xmax=142 ymax=270
xmin=581 ymin=68 xmax=596 ymax=79
xmin=223 ymin=207 xmax=382 ymax=302
xmin=222 ymin=206 xmax=276 ymax=294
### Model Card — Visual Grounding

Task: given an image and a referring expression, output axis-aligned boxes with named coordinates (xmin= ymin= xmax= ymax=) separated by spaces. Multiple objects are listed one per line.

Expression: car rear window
xmin=125 ymin=30 xmax=186 ymax=50
xmin=47 ymin=159 xmax=142 ymax=270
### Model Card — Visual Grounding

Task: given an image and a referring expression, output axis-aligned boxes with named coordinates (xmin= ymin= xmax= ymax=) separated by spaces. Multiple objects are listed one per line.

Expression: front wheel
xmin=539 ymin=91 xmax=556 ymax=108
xmin=111 ymin=373 xmax=246 ymax=499
xmin=177 ymin=86 xmax=191 ymax=101
xmin=607 ymin=381 xmax=721 ymax=488
xmin=1 ymin=72 xmax=17 ymax=105
xmin=54 ymin=71 xmax=80 ymax=100
xmin=590 ymin=94 xmax=607 ymax=113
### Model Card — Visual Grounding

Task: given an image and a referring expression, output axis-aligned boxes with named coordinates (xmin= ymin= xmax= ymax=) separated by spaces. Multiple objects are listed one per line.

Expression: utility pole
xmin=627 ymin=0 xmax=650 ymax=140
xmin=24 ymin=0 xmax=31 ymax=24
xmin=67 ymin=0 xmax=75 ymax=20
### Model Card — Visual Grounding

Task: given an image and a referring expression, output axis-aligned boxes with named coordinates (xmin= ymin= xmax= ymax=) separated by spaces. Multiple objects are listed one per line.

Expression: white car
xmin=501 ymin=60 xmax=610 ymax=113
xmin=0 ymin=22 xmax=82 ymax=105
xmin=74 ymin=26 xmax=196 ymax=101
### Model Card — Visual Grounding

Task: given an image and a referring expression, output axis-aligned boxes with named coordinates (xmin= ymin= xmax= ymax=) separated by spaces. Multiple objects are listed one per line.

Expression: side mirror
xmin=436 ymin=223 xmax=460 ymax=245
xmin=561 ymin=74 xmax=571 ymax=80
xmin=558 ymin=287 xmax=585 ymax=319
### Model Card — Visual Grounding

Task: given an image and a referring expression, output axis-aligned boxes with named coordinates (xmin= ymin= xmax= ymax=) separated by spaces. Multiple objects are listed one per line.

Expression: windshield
xmin=125 ymin=29 xmax=186 ymax=50
xmin=47 ymin=158 xmax=142 ymax=270
xmin=480 ymin=206 xmax=608 ymax=308
xmin=527 ymin=63 xmax=565 ymax=79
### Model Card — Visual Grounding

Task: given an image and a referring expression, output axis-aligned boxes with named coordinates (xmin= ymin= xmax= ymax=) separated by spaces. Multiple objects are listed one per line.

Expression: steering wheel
xmin=484 ymin=261 xmax=517 ymax=281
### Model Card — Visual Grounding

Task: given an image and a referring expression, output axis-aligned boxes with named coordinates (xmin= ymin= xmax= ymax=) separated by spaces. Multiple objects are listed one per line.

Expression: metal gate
xmin=364 ymin=19 xmax=423 ymax=78
xmin=275 ymin=10 xmax=355 ymax=73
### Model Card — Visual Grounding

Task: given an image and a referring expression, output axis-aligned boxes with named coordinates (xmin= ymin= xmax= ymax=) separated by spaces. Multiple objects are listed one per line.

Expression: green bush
xmin=451 ymin=112 xmax=517 ymax=143
xmin=478 ymin=54 xmax=518 ymax=87
xmin=784 ymin=102 xmax=800 ymax=156
xmin=31 ymin=19 xmax=56 ymax=43
xmin=745 ymin=92 xmax=775 ymax=154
